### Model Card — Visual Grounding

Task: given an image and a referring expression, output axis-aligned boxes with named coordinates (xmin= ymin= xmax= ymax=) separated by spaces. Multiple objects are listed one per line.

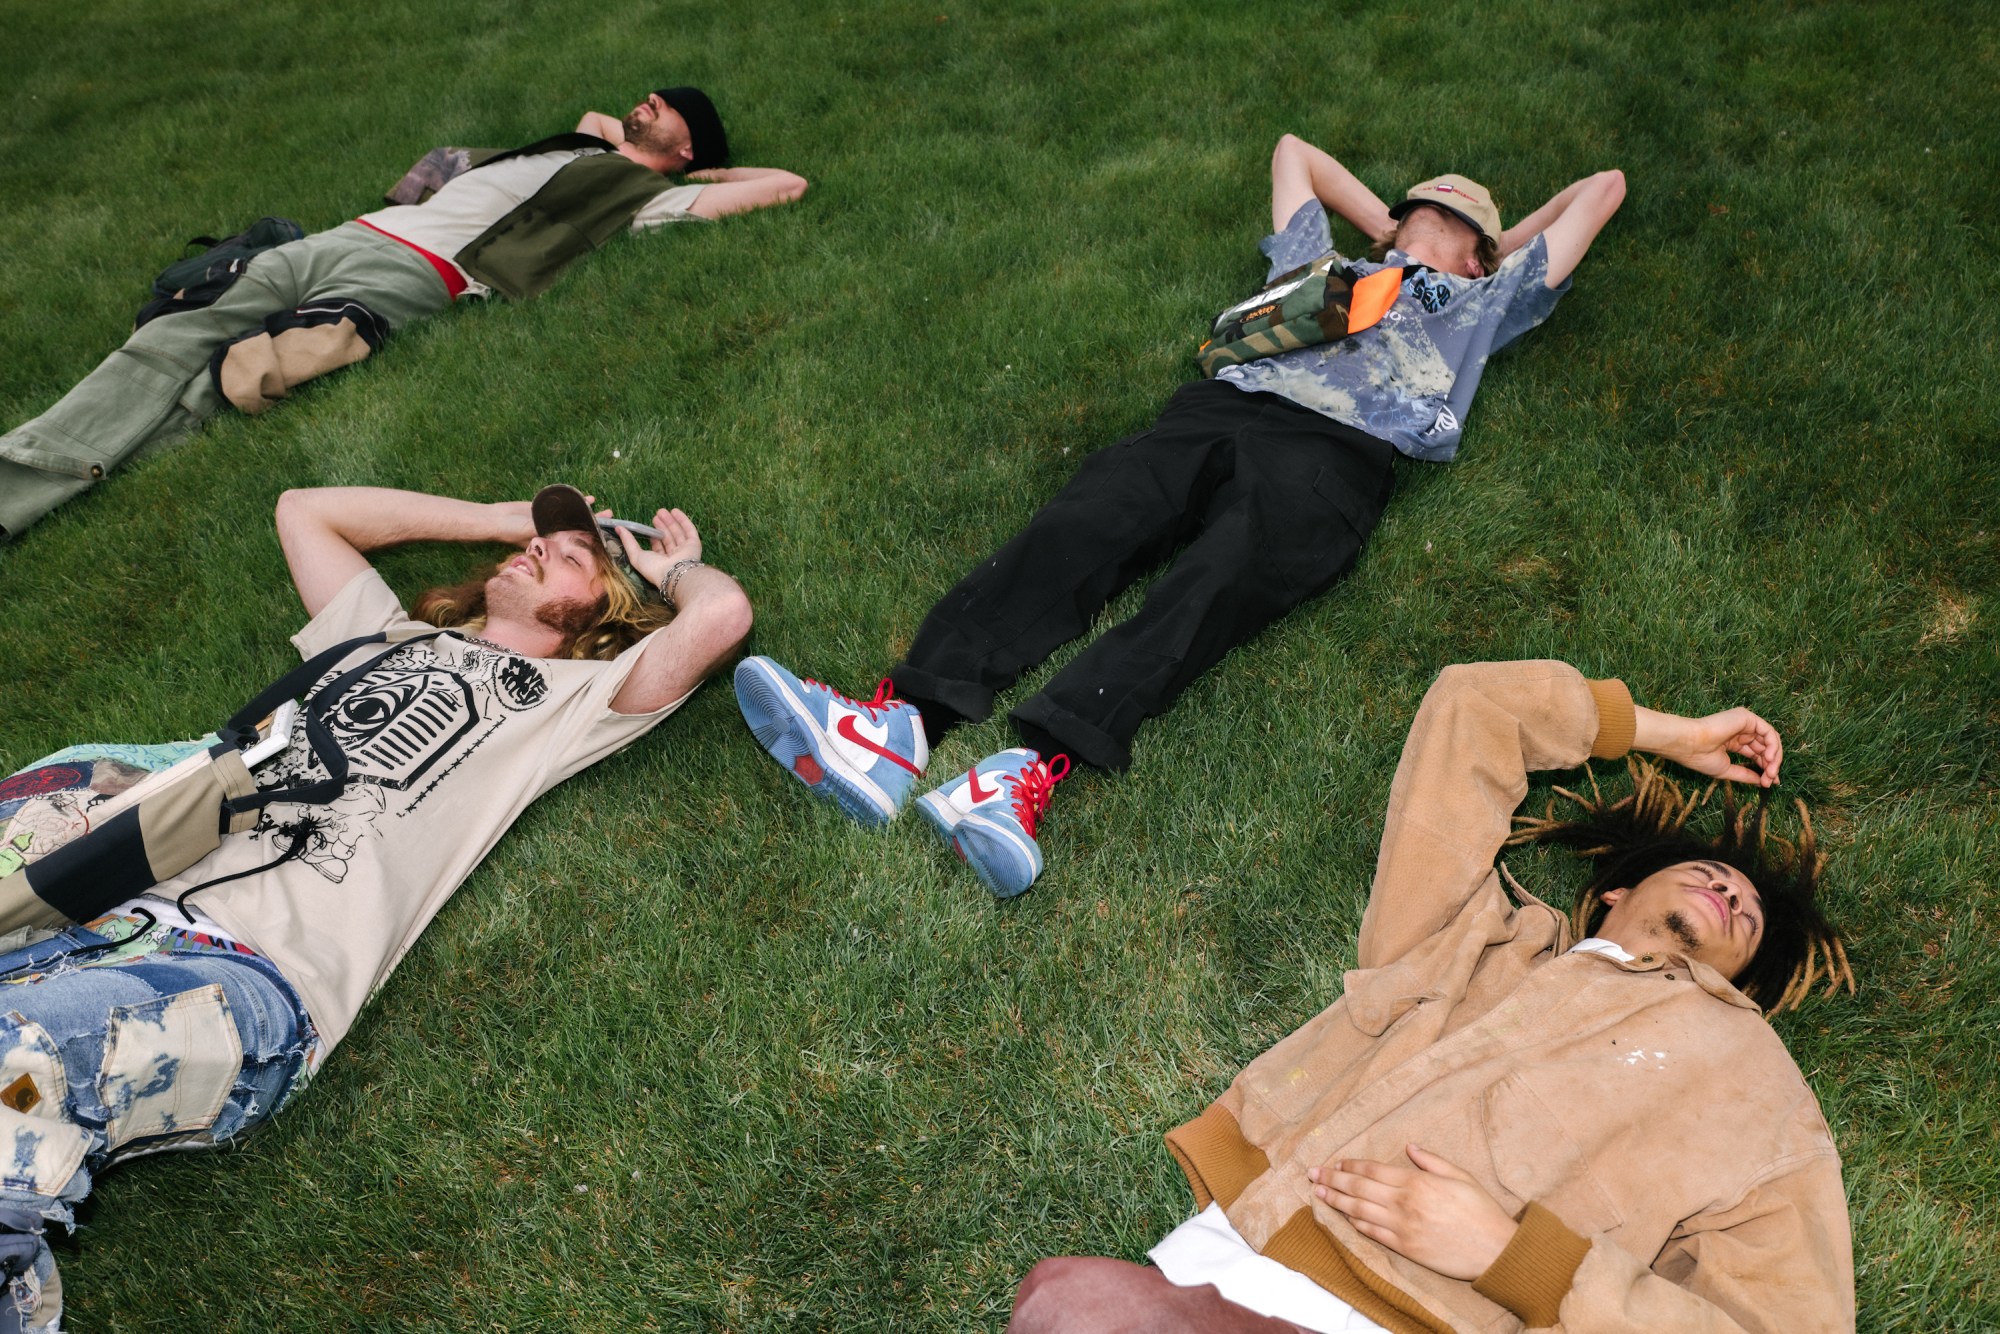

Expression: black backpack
xmin=133 ymin=216 xmax=305 ymax=329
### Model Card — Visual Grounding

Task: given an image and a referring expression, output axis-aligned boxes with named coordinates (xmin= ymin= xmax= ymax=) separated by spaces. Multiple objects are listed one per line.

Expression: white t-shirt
xmin=1150 ymin=1203 xmax=1388 ymax=1332
xmin=176 ymin=569 xmax=686 ymax=1047
xmin=357 ymin=149 xmax=708 ymax=296
xmin=1148 ymin=938 xmax=1637 ymax=1330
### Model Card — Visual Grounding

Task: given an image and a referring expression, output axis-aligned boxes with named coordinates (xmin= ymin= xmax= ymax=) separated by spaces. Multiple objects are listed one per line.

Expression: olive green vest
xmin=454 ymin=148 xmax=674 ymax=301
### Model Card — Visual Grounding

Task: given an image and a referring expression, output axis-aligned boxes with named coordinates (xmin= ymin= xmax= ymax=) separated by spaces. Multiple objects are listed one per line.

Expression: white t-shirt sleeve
xmin=630 ymin=183 xmax=710 ymax=230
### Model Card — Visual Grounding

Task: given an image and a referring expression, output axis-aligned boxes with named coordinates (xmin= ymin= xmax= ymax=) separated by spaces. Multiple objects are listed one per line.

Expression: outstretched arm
xmin=605 ymin=510 xmax=753 ymax=714
xmin=683 ymin=166 xmax=810 ymax=220
xmin=275 ymin=487 xmax=534 ymax=618
xmin=575 ymin=110 xmax=626 ymax=144
xmin=1499 ymin=169 xmax=1625 ymax=287
xmin=1269 ymin=133 xmax=1394 ymax=243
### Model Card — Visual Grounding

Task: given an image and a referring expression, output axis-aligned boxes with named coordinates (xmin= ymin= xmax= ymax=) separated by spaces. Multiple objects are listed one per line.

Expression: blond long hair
xmin=413 ymin=549 xmax=673 ymax=661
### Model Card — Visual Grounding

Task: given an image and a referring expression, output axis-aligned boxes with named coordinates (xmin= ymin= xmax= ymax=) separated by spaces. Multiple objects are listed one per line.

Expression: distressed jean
xmin=0 ymin=923 xmax=313 ymax=1328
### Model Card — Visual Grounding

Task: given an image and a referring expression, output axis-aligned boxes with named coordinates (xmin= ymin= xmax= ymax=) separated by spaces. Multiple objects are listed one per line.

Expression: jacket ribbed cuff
xmin=1472 ymin=1202 xmax=1591 ymax=1328
xmin=1586 ymin=678 xmax=1635 ymax=760
xmin=1162 ymin=1103 xmax=1268 ymax=1210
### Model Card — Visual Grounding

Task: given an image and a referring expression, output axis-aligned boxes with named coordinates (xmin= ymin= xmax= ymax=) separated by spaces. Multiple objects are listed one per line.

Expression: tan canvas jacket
xmin=1165 ymin=661 xmax=1854 ymax=1332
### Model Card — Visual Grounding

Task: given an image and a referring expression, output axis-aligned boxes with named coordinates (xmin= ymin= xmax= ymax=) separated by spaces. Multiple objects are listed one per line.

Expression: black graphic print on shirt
xmin=248 ymin=639 xmax=549 ymax=884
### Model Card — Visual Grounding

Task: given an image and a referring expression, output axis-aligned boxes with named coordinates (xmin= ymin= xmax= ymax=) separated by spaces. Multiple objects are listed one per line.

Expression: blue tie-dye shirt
xmin=1216 ymin=199 xmax=1570 ymax=462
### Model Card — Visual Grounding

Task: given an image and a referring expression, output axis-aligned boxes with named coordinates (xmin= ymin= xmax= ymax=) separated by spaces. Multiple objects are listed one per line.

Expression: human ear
xmin=1600 ymin=887 xmax=1627 ymax=907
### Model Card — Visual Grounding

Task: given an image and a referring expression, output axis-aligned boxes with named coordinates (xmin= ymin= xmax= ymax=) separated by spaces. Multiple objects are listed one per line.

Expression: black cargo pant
xmin=890 ymin=379 xmax=1396 ymax=771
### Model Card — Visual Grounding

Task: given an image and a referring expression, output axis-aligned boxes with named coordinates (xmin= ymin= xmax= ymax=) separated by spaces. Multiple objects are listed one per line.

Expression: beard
xmin=483 ymin=563 xmax=606 ymax=648
xmin=1663 ymin=909 xmax=1704 ymax=953
xmin=621 ymin=110 xmax=689 ymax=163
xmin=535 ymin=592 xmax=606 ymax=642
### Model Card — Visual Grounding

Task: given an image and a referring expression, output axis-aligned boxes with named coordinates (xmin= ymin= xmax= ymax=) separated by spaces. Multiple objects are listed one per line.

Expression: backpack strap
xmin=215 ymin=629 xmax=454 ymax=819
xmin=468 ymin=133 xmax=617 ymax=171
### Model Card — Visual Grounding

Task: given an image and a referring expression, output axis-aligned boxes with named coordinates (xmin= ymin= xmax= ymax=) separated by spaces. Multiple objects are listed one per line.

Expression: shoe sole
xmin=917 ymin=791 xmax=1040 ymax=898
xmin=734 ymin=659 xmax=900 ymax=827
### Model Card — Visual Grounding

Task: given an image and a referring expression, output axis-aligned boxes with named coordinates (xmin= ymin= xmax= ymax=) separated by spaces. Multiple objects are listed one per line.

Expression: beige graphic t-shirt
xmin=175 ymin=569 xmax=685 ymax=1047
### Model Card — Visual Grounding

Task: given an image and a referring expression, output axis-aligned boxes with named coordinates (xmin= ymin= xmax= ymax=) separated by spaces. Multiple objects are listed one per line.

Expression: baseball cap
xmin=531 ymin=484 xmax=659 ymax=599
xmin=1387 ymin=174 xmax=1502 ymax=248
xmin=653 ymin=86 xmax=730 ymax=172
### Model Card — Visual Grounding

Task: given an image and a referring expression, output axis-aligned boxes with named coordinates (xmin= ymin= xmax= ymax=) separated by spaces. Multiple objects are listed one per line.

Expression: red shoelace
xmin=1004 ymin=754 xmax=1071 ymax=838
xmin=804 ymin=676 xmax=903 ymax=720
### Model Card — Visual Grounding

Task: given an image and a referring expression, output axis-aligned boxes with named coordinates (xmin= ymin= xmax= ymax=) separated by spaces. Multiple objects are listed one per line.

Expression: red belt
xmin=354 ymin=219 xmax=469 ymax=299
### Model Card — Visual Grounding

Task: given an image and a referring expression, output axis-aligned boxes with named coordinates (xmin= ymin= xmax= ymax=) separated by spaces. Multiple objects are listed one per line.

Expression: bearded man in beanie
xmin=0 ymin=86 xmax=807 ymax=540
xmin=734 ymin=136 xmax=1623 ymax=900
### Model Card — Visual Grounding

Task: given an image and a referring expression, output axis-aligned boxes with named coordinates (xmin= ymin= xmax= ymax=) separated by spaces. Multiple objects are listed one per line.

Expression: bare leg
xmin=1007 ymin=1257 xmax=1314 ymax=1334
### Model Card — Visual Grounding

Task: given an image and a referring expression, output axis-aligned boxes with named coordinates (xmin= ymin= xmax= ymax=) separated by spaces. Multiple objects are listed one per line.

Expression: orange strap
xmin=1344 ymin=266 xmax=1403 ymax=334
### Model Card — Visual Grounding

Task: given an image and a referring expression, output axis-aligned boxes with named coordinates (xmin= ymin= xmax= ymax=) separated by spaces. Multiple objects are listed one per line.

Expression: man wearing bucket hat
xmin=0 ymin=483 xmax=749 ymax=1328
xmin=0 ymin=84 xmax=809 ymax=540
xmin=734 ymin=134 xmax=1624 ymax=899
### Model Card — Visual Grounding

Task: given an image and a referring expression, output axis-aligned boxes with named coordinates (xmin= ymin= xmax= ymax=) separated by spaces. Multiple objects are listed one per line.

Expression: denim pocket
xmin=0 ymin=1014 xmax=90 ymax=1197
xmin=98 ymin=985 xmax=243 ymax=1148
xmin=0 ymin=1013 xmax=65 ymax=1123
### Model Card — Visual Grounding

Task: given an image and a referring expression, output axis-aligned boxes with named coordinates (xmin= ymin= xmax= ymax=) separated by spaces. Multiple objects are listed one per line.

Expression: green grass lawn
xmin=2 ymin=0 xmax=1996 ymax=1328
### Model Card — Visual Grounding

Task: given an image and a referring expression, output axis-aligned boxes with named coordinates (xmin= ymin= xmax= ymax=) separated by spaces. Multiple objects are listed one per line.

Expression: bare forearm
xmin=1630 ymin=699 xmax=1784 ymax=787
xmin=1271 ymin=134 xmax=1394 ymax=241
xmin=610 ymin=563 xmax=753 ymax=714
xmin=685 ymin=169 xmax=810 ymax=219
xmin=276 ymin=487 xmax=534 ymax=616
xmin=664 ymin=562 xmax=742 ymax=613
xmin=1499 ymin=176 xmax=1591 ymax=256
xmin=684 ymin=166 xmax=794 ymax=183
xmin=278 ymin=487 xmax=523 ymax=555
xmin=1511 ymin=169 xmax=1626 ymax=283
xmin=576 ymin=111 xmax=625 ymax=144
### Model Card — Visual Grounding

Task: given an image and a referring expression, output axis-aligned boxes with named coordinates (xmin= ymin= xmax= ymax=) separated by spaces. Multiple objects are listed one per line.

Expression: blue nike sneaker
xmin=916 ymin=748 xmax=1070 ymax=897
xmin=734 ymin=656 xmax=929 ymax=826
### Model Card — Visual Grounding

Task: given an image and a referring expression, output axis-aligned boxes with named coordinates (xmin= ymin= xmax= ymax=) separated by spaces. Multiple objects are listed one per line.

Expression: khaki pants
xmin=0 ymin=223 xmax=452 ymax=540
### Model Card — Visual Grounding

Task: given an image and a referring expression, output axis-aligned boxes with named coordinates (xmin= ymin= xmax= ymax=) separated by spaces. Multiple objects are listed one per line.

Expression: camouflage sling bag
xmin=1196 ymin=255 xmax=1406 ymax=377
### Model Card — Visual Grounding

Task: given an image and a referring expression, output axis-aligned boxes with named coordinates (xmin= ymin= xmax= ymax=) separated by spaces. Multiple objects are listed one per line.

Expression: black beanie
xmin=654 ymin=86 xmax=729 ymax=172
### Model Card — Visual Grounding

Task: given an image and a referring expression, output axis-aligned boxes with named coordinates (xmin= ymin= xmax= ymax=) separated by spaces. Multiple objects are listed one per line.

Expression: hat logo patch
xmin=1426 ymin=183 xmax=1484 ymax=203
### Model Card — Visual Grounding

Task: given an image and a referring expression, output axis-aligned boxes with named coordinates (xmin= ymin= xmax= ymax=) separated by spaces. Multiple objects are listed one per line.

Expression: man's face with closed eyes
xmin=1598 ymin=859 xmax=1766 ymax=981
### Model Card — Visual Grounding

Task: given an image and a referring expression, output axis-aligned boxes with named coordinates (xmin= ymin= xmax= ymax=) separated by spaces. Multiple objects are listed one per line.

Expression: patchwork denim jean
xmin=0 ymin=922 xmax=314 ymax=1330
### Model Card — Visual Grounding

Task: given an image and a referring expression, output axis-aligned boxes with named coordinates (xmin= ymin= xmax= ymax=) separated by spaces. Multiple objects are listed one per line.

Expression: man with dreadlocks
xmin=1009 ymin=659 xmax=1853 ymax=1334
xmin=0 ymin=484 xmax=749 ymax=1329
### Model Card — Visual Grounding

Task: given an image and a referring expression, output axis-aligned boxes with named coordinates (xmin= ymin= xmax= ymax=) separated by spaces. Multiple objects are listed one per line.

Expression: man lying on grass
xmin=732 ymin=135 xmax=1623 ymax=899
xmin=0 ymin=85 xmax=808 ymax=540
xmin=0 ymin=484 xmax=749 ymax=1330
xmin=1008 ymin=660 xmax=1855 ymax=1334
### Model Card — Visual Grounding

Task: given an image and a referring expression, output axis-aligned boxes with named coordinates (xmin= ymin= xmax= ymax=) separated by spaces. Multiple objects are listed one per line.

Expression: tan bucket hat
xmin=1388 ymin=174 xmax=1502 ymax=247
